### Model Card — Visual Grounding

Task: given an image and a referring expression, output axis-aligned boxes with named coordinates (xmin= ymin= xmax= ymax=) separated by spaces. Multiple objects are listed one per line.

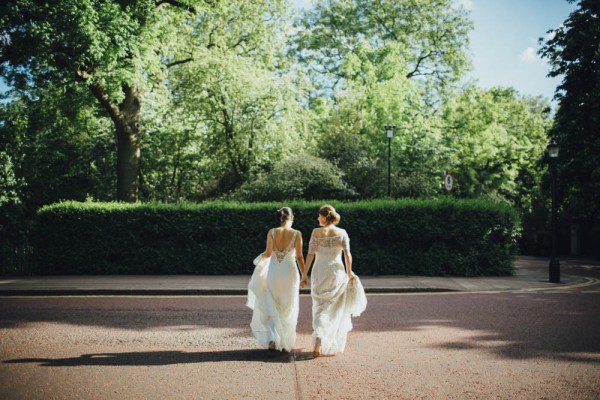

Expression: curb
xmin=0 ymin=287 xmax=460 ymax=297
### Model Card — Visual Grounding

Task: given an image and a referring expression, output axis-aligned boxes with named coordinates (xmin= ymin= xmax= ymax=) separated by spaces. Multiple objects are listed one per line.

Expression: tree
xmin=0 ymin=0 xmax=209 ymax=202
xmin=166 ymin=0 xmax=303 ymax=193
xmin=442 ymin=86 xmax=551 ymax=206
xmin=291 ymin=0 xmax=472 ymax=198
xmin=292 ymin=0 xmax=472 ymax=100
xmin=311 ymin=71 xmax=443 ymax=198
xmin=0 ymin=82 xmax=116 ymax=206
xmin=539 ymin=0 xmax=600 ymax=230
xmin=0 ymin=152 xmax=21 ymax=209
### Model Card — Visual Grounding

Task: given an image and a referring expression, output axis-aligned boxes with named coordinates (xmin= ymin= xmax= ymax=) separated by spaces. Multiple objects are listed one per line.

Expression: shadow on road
xmin=2 ymin=287 xmax=599 ymax=365
xmin=3 ymin=348 xmax=292 ymax=367
xmin=343 ymin=293 xmax=600 ymax=364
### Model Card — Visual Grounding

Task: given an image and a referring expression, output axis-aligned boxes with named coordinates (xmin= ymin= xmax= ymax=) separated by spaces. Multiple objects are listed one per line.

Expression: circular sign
xmin=444 ymin=172 xmax=454 ymax=191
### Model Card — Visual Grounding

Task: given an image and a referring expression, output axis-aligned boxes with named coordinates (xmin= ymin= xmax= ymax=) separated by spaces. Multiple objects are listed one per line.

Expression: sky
xmin=294 ymin=0 xmax=577 ymax=103
xmin=461 ymin=0 xmax=576 ymax=102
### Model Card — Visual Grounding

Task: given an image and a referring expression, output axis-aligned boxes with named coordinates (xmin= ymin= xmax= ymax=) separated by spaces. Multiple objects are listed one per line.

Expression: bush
xmin=231 ymin=155 xmax=356 ymax=201
xmin=34 ymin=199 xmax=519 ymax=276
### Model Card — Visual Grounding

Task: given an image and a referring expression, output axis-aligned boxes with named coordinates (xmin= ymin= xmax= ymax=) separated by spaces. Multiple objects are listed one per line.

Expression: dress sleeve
xmin=308 ymin=234 xmax=319 ymax=255
xmin=342 ymin=231 xmax=350 ymax=252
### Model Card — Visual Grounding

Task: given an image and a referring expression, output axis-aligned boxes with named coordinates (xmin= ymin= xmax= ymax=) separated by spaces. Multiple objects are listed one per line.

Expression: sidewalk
xmin=0 ymin=257 xmax=593 ymax=296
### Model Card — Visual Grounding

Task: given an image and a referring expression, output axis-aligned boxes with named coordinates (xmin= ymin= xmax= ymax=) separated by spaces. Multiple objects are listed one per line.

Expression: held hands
xmin=300 ymin=275 xmax=308 ymax=288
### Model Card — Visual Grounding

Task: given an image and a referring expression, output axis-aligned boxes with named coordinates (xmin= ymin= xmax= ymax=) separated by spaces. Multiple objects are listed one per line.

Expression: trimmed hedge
xmin=33 ymin=199 xmax=519 ymax=276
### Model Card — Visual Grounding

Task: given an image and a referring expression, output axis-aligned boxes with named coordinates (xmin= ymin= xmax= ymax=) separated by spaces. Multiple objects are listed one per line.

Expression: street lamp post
xmin=547 ymin=140 xmax=560 ymax=283
xmin=385 ymin=124 xmax=395 ymax=197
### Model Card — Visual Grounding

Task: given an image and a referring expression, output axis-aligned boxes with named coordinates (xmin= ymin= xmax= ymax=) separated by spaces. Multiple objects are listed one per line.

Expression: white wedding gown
xmin=247 ymin=229 xmax=300 ymax=352
xmin=309 ymin=229 xmax=367 ymax=355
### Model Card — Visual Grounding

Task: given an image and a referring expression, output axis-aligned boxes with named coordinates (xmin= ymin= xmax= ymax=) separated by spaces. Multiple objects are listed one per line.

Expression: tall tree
xmin=539 ymin=0 xmax=600 ymax=223
xmin=168 ymin=0 xmax=301 ymax=192
xmin=0 ymin=0 xmax=209 ymax=202
xmin=292 ymin=0 xmax=472 ymax=100
xmin=442 ymin=87 xmax=551 ymax=205
xmin=0 ymin=83 xmax=115 ymax=206
xmin=291 ymin=0 xmax=472 ymax=198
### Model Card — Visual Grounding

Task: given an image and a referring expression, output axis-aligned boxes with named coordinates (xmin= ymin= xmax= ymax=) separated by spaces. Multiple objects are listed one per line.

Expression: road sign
xmin=444 ymin=172 xmax=454 ymax=192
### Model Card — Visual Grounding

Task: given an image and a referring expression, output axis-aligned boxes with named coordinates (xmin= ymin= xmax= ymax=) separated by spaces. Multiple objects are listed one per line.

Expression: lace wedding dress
xmin=308 ymin=229 xmax=367 ymax=355
xmin=247 ymin=229 xmax=300 ymax=352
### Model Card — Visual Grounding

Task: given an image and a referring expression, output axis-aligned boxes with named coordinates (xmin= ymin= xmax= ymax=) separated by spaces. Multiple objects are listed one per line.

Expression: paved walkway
xmin=1 ymin=256 xmax=597 ymax=296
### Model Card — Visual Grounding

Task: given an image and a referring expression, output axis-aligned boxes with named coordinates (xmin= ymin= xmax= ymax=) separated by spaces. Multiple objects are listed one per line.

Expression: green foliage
xmin=34 ymin=199 xmax=518 ymax=276
xmin=539 ymin=0 xmax=600 ymax=254
xmin=170 ymin=51 xmax=300 ymax=189
xmin=231 ymin=155 xmax=356 ymax=201
xmin=291 ymin=0 xmax=473 ymax=199
xmin=305 ymin=55 xmax=448 ymax=198
xmin=138 ymin=0 xmax=301 ymax=196
xmin=442 ymin=87 xmax=552 ymax=206
xmin=0 ymin=0 xmax=193 ymax=97
xmin=293 ymin=0 xmax=472 ymax=99
xmin=0 ymin=0 xmax=211 ymax=201
xmin=0 ymin=83 xmax=115 ymax=207
xmin=0 ymin=0 xmax=563 ymax=259
xmin=316 ymin=127 xmax=384 ymax=198
xmin=0 ymin=151 xmax=31 ymax=275
xmin=0 ymin=152 xmax=21 ymax=207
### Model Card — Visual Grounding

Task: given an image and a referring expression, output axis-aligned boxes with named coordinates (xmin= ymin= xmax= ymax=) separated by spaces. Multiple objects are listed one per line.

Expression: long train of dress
xmin=309 ymin=230 xmax=367 ymax=355
xmin=247 ymin=230 xmax=300 ymax=352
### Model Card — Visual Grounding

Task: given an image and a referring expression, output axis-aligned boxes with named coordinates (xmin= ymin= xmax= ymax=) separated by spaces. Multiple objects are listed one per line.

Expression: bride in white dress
xmin=247 ymin=207 xmax=305 ymax=353
xmin=301 ymin=205 xmax=367 ymax=357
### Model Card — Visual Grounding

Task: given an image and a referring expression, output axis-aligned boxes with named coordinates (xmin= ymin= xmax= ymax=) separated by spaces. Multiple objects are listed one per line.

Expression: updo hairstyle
xmin=319 ymin=204 xmax=340 ymax=225
xmin=276 ymin=207 xmax=294 ymax=224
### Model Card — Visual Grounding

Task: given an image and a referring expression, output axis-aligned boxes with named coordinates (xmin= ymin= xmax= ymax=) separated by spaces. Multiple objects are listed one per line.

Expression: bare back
xmin=273 ymin=227 xmax=298 ymax=251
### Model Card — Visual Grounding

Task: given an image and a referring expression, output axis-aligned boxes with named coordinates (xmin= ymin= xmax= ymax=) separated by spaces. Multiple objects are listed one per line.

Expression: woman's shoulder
xmin=311 ymin=226 xmax=347 ymax=238
xmin=311 ymin=227 xmax=326 ymax=236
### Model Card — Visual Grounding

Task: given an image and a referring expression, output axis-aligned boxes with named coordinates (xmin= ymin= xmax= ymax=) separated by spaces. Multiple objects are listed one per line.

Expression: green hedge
xmin=33 ymin=199 xmax=519 ymax=276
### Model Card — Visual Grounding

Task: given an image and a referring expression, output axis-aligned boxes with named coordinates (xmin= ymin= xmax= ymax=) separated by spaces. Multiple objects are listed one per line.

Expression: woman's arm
xmin=301 ymin=230 xmax=317 ymax=287
xmin=342 ymin=231 xmax=355 ymax=282
xmin=263 ymin=230 xmax=273 ymax=258
xmin=301 ymin=253 xmax=313 ymax=288
xmin=343 ymin=249 xmax=353 ymax=276
xmin=295 ymin=231 xmax=305 ymax=274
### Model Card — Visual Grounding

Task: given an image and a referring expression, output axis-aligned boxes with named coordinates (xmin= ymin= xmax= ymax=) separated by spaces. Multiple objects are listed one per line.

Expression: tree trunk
xmin=88 ymin=81 xmax=142 ymax=202
xmin=116 ymin=86 xmax=142 ymax=202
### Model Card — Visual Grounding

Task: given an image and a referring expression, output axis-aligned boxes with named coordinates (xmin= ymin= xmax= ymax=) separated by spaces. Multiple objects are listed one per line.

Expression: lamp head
xmin=547 ymin=140 xmax=559 ymax=158
xmin=385 ymin=124 xmax=395 ymax=138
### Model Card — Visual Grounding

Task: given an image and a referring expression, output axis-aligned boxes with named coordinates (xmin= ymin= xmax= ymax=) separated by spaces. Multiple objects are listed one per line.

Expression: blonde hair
xmin=319 ymin=204 xmax=340 ymax=225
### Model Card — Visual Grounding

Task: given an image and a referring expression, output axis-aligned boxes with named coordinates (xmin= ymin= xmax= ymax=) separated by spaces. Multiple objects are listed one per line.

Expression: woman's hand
xmin=300 ymin=275 xmax=308 ymax=288
xmin=347 ymin=272 xmax=355 ymax=283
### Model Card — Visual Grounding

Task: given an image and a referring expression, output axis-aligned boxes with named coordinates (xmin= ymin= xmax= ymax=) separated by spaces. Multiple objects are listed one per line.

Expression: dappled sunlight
xmin=345 ymin=293 xmax=600 ymax=364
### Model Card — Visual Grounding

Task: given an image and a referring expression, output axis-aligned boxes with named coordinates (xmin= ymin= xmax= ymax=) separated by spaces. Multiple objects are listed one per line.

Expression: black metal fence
xmin=1 ymin=238 xmax=34 ymax=275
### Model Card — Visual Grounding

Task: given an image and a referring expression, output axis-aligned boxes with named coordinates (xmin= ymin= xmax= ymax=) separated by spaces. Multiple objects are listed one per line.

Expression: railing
xmin=1 ymin=239 xmax=34 ymax=275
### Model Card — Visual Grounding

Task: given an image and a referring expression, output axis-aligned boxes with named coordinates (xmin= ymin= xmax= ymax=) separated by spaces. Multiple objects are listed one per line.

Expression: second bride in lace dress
xmin=247 ymin=207 xmax=305 ymax=353
xmin=301 ymin=205 xmax=367 ymax=357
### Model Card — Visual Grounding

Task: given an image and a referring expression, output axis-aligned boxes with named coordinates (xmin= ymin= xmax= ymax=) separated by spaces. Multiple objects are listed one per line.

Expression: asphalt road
xmin=1 ymin=291 xmax=599 ymax=399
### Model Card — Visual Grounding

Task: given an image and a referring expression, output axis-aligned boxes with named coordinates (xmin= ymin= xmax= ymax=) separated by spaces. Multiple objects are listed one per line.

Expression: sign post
xmin=443 ymin=170 xmax=454 ymax=192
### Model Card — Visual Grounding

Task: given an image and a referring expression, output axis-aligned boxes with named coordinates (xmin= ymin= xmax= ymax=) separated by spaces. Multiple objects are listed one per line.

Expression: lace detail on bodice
xmin=308 ymin=230 xmax=350 ymax=255
xmin=272 ymin=229 xmax=298 ymax=262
